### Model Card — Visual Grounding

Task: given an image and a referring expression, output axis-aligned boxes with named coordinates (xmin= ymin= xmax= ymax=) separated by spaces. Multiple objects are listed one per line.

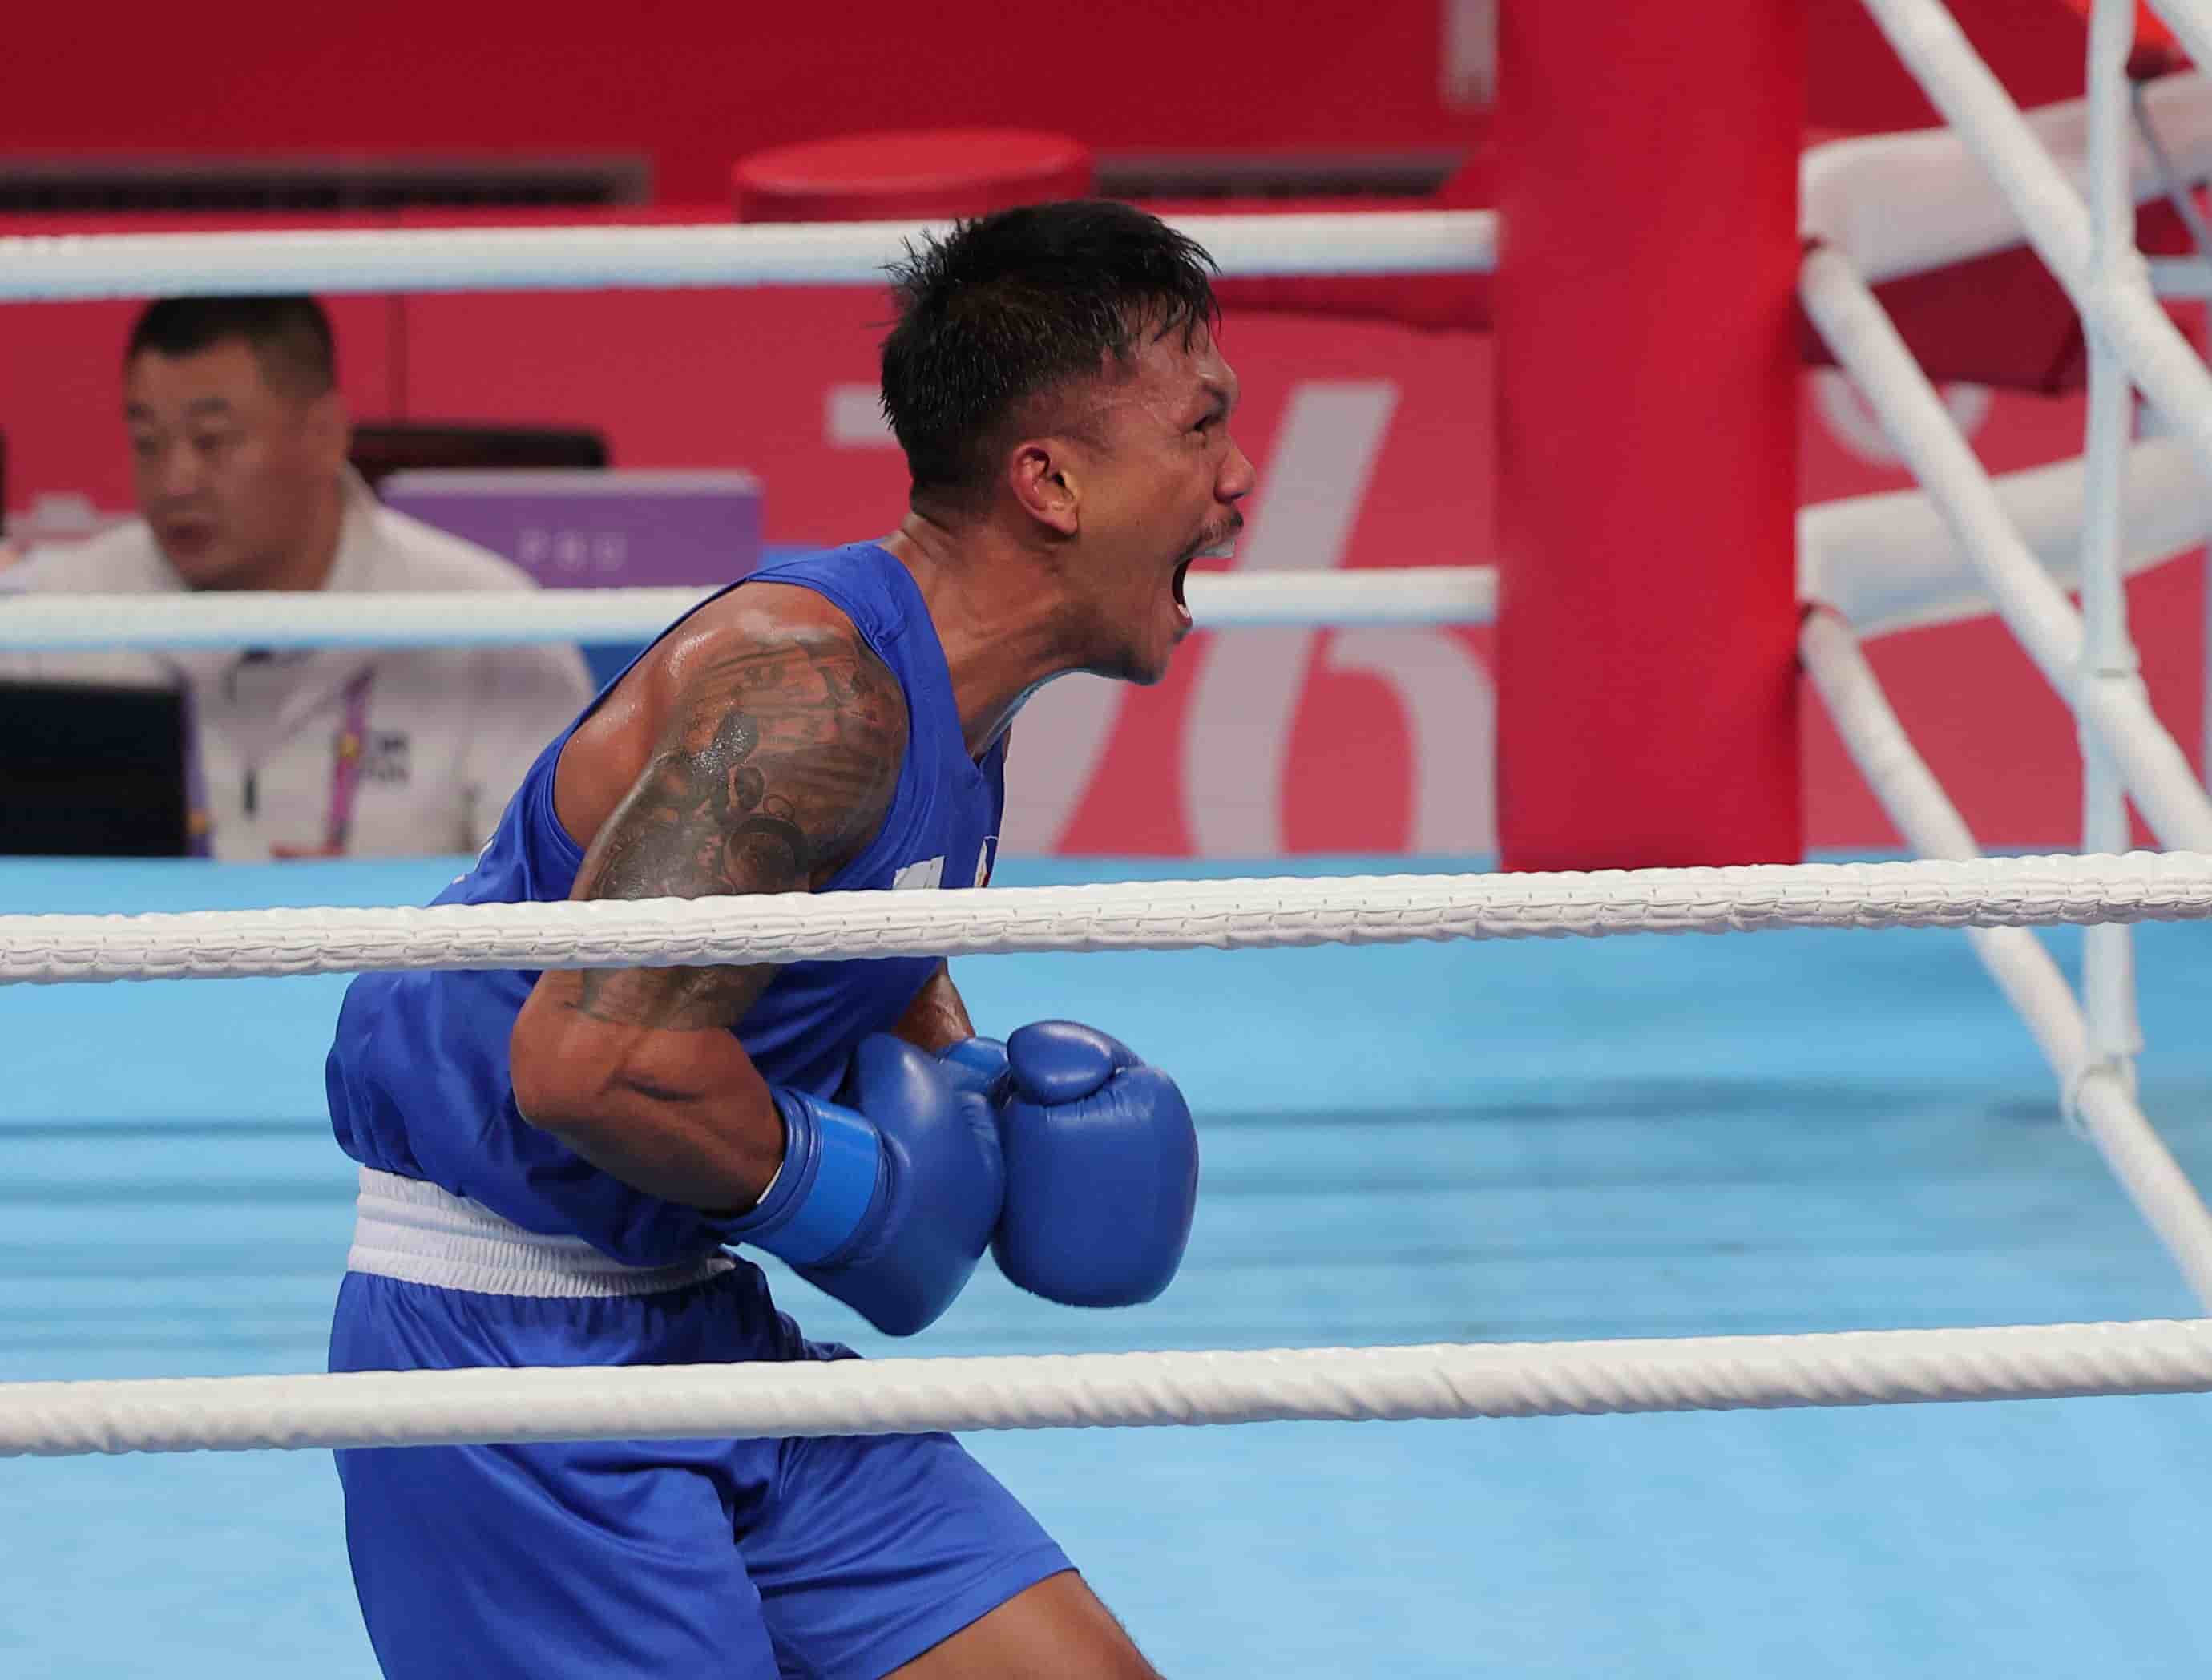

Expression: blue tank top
xmin=325 ymin=543 xmax=1007 ymax=1266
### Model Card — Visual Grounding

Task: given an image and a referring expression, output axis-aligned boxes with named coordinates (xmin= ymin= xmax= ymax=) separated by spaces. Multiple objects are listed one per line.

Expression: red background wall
xmin=1 ymin=1 xmax=1477 ymax=204
xmin=1 ymin=1 xmax=2105 ymax=200
xmin=5 ymin=1 xmax=2194 ymax=858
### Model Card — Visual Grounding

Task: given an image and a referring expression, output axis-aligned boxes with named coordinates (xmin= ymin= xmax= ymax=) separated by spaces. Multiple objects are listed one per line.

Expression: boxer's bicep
xmin=538 ymin=625 xmax=907 ymax=1036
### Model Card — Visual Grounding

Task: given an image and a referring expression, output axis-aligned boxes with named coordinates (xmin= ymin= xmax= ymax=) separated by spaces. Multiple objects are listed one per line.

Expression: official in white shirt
xmin=0 ymin=296 xmax=595 ymax=860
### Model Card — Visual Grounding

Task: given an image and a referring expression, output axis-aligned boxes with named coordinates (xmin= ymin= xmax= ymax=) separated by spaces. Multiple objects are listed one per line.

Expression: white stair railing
xmin=1814 ymin=0 xmax=2212 ymax=1307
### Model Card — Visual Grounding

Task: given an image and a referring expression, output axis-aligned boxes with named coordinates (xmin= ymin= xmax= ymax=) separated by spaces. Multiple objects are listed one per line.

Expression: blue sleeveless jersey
xmin=325 ymin=543 xmax=1007 ymax=1267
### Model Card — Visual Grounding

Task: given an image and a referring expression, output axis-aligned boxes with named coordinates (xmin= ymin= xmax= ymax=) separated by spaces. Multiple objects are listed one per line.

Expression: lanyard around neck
xmin=322 ymin=669 xmax=377 ymax=854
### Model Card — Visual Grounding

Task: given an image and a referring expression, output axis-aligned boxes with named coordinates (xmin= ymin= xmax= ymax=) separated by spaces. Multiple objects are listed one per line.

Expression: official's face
xmin=123 ymin=338 xmax=347 ymax=590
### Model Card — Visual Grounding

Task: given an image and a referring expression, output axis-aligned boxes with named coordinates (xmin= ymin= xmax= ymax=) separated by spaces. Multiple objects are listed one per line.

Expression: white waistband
xmin=347 ymin=1166 xmax=735 ymax=1298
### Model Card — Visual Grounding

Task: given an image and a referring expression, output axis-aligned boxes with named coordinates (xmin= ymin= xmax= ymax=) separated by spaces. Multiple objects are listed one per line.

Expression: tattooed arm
xmin=508 ymin=614 xmax=906 ymax=1210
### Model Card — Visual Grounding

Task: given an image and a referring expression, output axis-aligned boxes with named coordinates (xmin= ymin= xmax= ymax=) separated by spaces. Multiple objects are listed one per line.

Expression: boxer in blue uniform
xmin=323 ymin=200 xmax=1253 ymax=1678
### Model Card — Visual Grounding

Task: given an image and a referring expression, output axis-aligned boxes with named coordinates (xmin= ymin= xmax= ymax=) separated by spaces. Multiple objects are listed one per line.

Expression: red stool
xmin=732 ymin=129 xmax=1094 ymax=224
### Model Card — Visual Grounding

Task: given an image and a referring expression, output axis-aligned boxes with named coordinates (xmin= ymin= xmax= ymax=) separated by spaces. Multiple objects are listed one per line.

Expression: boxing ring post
xmin=1492 ymin=0 xmax=1803 ymax=870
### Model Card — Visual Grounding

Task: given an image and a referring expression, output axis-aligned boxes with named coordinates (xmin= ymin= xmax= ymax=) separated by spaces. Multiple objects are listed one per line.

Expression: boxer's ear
xmin=1007 ymin=436 xmax=1082 ymax=538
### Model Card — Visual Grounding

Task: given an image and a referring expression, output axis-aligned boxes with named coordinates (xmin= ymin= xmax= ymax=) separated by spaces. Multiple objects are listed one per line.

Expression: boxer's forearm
xmin=511 ymin=988 xmax=787 ymax=1210
xmin=892 ymin=961 xmax=976 ymax=1053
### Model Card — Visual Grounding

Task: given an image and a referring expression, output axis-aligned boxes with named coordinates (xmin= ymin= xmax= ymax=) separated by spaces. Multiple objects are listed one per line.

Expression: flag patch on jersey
xmin=890 ymin=855 xmax=946 ymax=890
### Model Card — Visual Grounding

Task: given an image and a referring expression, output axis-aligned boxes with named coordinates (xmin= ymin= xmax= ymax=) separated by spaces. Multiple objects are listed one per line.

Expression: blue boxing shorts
xmin=328 ymin=1172 xmax=1070 ymax=1680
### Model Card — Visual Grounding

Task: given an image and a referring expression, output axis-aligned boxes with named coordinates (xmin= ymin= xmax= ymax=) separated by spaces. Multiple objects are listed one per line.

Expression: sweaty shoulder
xmin=555 ymin=583 xmax=910 ymax=890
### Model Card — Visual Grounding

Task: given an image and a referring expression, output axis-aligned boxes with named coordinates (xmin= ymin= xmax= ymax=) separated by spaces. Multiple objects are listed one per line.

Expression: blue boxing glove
xmin=991 ymin=1021 xmax=1198 ymax=1308
xmin=937 ymin=1036 xmax=1010 ymax=1103
xmin=722 ymin=1034 xmax=1003 ymax=1336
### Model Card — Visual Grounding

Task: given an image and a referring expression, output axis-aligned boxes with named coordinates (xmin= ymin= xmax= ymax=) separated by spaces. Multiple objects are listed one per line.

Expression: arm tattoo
xmin=562 ymin=631 xmax=906 ymax=1030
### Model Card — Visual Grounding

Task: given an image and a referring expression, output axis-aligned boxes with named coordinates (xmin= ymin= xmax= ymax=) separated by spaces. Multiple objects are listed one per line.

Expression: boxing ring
xmin=12 ymin=2 xmax=2212 ymax=1674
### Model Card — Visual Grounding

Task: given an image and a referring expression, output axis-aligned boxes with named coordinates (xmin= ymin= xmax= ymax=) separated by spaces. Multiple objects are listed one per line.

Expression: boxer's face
xmin=1064 ymin=321 xmax=1253 ymax=685
xmin=124 ymin=337 xmax=348 ymax=591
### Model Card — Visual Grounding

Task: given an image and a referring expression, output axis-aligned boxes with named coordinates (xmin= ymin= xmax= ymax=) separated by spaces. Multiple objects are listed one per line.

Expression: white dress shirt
xmin=0 ymin=471 xmax=597 ymax=859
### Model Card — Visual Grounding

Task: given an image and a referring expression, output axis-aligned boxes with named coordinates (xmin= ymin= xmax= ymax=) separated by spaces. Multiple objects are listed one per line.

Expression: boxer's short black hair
xmin=125 ymin=295 xmax=337 ymax=398
xmin=880 ymin=200 xmax=1221 ymax=504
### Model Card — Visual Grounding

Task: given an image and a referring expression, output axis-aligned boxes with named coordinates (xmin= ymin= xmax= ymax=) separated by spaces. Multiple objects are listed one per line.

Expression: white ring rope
xmin=1798 ymin=437 xmax=2212 ymax=640
xmin=6 ymin=853 xmax=2212 ymax=987
xmin=6 ymin=1319 xmax=2210 ymax=1459
xmin=1799 ymin=70 xmax=2212 ymax=283
xmin=0 ymin=211 xmax=1499 ymax=304
xmin=0 ymin=567 xmax=1497 ymax=651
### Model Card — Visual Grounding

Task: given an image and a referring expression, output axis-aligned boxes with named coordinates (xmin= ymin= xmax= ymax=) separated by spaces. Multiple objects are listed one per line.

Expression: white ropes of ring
xmin=0 ymin=210 xmax=1498 ymax=303
xmin=6 ymin=1319 xmax=2211 ymax=1459
xmin=5 ymin=852 xmax=2212 ymax=987
xmin=0 ymin=567 xmax=1498 ymax=652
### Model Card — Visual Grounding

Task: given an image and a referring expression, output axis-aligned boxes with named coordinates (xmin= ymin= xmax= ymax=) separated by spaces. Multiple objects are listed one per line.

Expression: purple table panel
xmin=379 ymin=469 xmax=762 ymax=588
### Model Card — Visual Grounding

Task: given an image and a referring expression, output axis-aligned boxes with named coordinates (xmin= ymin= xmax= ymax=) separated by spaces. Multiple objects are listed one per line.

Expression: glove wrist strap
xmin=725 ymin=1091 xmax=884 ymax=1267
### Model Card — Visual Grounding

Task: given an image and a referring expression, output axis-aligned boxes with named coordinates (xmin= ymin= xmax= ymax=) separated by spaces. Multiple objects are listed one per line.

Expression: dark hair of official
xmin=878 ymin=200 xmax=1221 ymax=506
xmin=124 ymin=295 xmax=337 ymax=399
